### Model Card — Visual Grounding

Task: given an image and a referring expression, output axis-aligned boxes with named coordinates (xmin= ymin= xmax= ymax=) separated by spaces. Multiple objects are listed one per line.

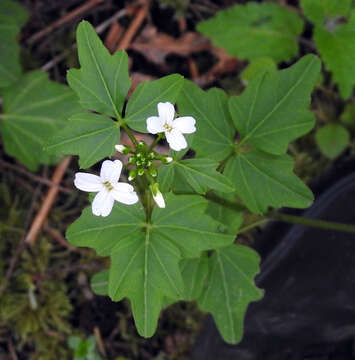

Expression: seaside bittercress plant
xmin=43 ymin=20 xmax=321 ymax=344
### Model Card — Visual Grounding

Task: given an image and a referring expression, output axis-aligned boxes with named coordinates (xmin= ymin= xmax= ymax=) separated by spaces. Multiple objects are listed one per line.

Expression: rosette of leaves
xmin=46 ymin=21 xmax=321 ymax=343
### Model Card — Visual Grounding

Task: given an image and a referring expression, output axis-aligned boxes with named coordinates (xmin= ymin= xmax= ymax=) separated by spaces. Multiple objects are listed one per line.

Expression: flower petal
xmin=114 ymin=182 xmax=135 ymax=193
xmin=111 ymin=188 xmax=139 ymax=205
xmin=158 ymin=102 xmax=175 ymax=123
xmin=173 ymin=116 xmax=196 ymax=134
xmin=100 ymin=160 xmax=122 ymax=183
xmin=166 ymin=128 xmax=188 ymax=151
xmin=92 ymin=189 xmax=114 ymax=217
xmin=147 ymin=116 xmax=165 ymax=134
xmin=153 ymin=191 xmax=165 ymax=208
xmin=74 ymin=173 xmax=103 ymax=192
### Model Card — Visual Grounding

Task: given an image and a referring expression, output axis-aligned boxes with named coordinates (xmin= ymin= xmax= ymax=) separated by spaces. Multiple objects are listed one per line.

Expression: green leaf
xmin=67 ymin=21 xmax=130 ymax=118
xmin=177 ymin=81 xmax=235 ymax=161
xmin=158 ymin=158 xmax=234 ymax=195
xmin=315 ymin=123 xmax=350 ymax=159
xmin=341 ymin=103 xmax=355 ymax=130
xmin=0 ymin=21 xmax=22 ymax=88
xmin=230 ymin=55 xmax=321 ymax=154
xmin=197 ymin=2 xmax=303 ymax=63
xmin=198 ymin=244 xmax=263 ymax=344
xmin=67 ymin=194 xmax=234 ymax=337
xmin=313 ymin=13 xmax=355 ymax=99
xmin=206 ymin=192 xmax=243 ymax=234
xmin=0 ymin=0 xmax=28 ymax=88
xmin=240 ymin=57 xmax=277 ymax=85
xmin=0 ymin=0 xmax=28 ymax=28
xmin=301 ymin=0 xmax=352 ymax=26
xmin=125 ymin=74 xmax=184 ymax=133
xmin=180 ymin=255 xmax=209 ymax=301
xmin=91 ymin=270 xmax=109 ymax=296
xmin=0 ymin=71 xmax=82 ymax=170
xmin=45 ymin=112 xmax=120 ymax=168
xmin=224 ymin=150 xmax=313 ymax=214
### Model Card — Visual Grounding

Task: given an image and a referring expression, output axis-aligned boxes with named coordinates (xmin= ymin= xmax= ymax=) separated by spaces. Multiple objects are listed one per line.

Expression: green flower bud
xmin=150 ymin=168 xmax=157 ymax=177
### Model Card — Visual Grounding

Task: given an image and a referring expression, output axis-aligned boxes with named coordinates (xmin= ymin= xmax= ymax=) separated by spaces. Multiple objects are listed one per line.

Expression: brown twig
xmin=25 ymin=156 xmax=72 ymax=246
xmin=116 ymin=0 xmax=151 ymax=50
xmin=105 ymin=21 xmax=123 ymax=53
xmin=94 ymin=326 xmax=107 ymax=357
xmin=188 ymin=58 xmax=199 ymax=79
xmin=41 ymin=9 xmax=128 ymax=72
xmin=8 ymin=340 xmax=18 ymax=360
xmin=0 ymin=160 xmax=72 ymax=194
xmin=43 ymin=224 xmax=77 ymax=251
xmin=27 ymin=0 xmax=105 ymax=45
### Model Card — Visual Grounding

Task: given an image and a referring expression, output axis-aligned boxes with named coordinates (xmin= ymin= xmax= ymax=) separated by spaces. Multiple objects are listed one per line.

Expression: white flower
xmin=74 ymin=160 xmax=139 ymax=217
xmin=166 ymin=156 xmax=173 ymax=163
xmin=146 ymin=102 xmax=196 ymax=151
xmin=150 ymin=183 xmax=165 ymax=208
xmin=115 ymin=144 xmax=125 ymax=153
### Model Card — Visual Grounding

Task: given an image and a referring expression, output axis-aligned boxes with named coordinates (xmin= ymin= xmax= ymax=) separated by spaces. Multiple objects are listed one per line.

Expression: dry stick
xmin=41 ymin=8 xmax=128 ymax=71
xmin=43 ymin=224 xmax=77 ymax=251
xmin=105 ymin=21 xmax=123 ymax=53
xmin=8 ymin=340 xmax=18 ymax=360
xmin=94 ymin=326 xmax=107 ymax=357
xmin=27 ymin=0 xmax=105 ymax=45
xmin=25 ymin=156 xmax=72 ymax=246
xmin=0 ymin=160 xmax=72 ymax=194
xmin=116 ymin=0 xmax=151 ymax=50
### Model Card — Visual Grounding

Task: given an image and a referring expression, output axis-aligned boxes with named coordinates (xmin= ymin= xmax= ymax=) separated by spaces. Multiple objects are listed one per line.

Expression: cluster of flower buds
xmin=115 ymin=142 xmax=172 ymax=181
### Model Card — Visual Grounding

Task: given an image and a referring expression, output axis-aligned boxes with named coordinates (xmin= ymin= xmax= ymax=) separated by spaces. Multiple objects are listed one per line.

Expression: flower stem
xmin=148 ymin=134 xmax=163 ymax=152
xmin=266 ymin=210 xmax=355 ymax=234
xmin=238 ymin=219 xmax=269 ymax=234
xmin=121 ymin=123 xmax=138 ymax=147
xmin=206 ymin=192 xmax=355 ymax=234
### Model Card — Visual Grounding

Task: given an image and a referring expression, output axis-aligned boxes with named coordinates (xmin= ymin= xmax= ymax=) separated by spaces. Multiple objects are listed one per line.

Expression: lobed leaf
xmin=0 ymin=0 xmax=28 ymax=28
xmin=240 ymin=57 xmax=277 ymax=85
xmin=177 ymin=81 xmax=235 ymax=161
xmin=67 ymin=194 xmax=234 ymax=337
xmin=198 ymin=244 xmax=263 ymax=344
xmin=312 ymin=12 xmax=355 ymax=99
xmin=1 ymin=71 xmax=82 ymax=170
xmin=180 ymin=255 xmax=209 ymax=301
xmin=301 ymin=0 xmax=352 ymax=26
xmin=197 ymin=2 xmax=303 ymax=63
xmin=0 ymin=0 xmax=28 ymax=88
xmin=206 ymin=192 xmax=244 ymax=235
xmin=125 ymin=74 xmax=184 ymax=133
xmin=315 ymin=123 xmax=350 ymax=159
xmin=229 ymin=55 xmax=321 ymax=154
xmin=67 ymin=21 xmax=130 ymax=119
xmin=45 ymin=112 xmax=120 ymax=169
xmin=91 ymin=270 xmax=109 ymax=296
xmin=224 ymin=150 xmax=313 ymax=214
xmin=158 ymin=158 xmax=234 ymax=195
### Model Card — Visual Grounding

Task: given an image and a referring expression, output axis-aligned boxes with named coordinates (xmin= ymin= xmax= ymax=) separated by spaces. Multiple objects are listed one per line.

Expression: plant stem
xmin=238 ymin=219 xmax=269 ymax=234
xmin=266 ymin=211 xmax=355 ymax=234
xmin=121 ymin=123 xmax=138 ymax=147
xmin=206 ymin=192 xmax=355 ymax=234
xmin=148 ymin=134 xmax=163 ymax=152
